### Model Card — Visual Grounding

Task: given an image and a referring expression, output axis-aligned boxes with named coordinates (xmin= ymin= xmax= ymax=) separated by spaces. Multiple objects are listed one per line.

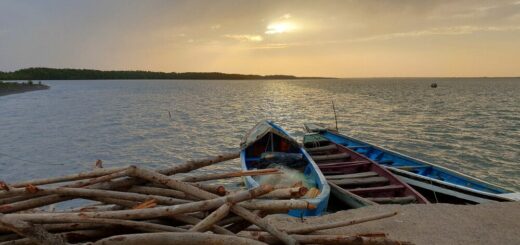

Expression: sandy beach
xmin=265 ymin=202 xmax=520 ymax=245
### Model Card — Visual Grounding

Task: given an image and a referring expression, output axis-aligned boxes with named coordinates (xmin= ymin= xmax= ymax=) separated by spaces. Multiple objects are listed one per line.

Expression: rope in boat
xmin=429 ymin=178 xmax=439 ymax=203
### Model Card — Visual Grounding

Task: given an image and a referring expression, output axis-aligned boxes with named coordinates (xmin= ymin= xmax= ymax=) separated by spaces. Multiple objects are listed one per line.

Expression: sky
xmin=1 ymin=0 xmax=520 ymax=77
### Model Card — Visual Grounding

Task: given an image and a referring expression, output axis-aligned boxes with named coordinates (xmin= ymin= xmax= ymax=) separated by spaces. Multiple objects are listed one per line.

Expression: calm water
xmin=0 ymin=79 xmax=518 ymax=190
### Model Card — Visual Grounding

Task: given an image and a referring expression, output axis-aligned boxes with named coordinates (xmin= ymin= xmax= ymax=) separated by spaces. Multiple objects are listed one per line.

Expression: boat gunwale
xmin=322 ymin=130 xmax=513 ymax=194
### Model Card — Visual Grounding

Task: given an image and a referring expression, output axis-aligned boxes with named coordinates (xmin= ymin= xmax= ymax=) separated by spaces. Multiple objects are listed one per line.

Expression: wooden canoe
xmin=304 ymin=123 xmax=517 ymax=204
xmin=240 ymin=120 xmax=330 ymax=216
xmin=303 ymin=133 xmax=429 ymax=208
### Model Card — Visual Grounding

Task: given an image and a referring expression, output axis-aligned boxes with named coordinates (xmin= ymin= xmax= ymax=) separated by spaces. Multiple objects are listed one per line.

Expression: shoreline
xmin=0 ymin=83 xmax=49 ymax=97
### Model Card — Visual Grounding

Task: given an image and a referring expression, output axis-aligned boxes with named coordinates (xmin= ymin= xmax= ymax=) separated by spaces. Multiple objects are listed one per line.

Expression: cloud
xmin=241 ymin=25 xmax=520 ymax=50
xmin=224 ymin=34 xmax=263 ymax=42
xmin=210 ymin=24 xmax=221 ymax=30
xmin=350 ymin=25 xmax=520 ymax=42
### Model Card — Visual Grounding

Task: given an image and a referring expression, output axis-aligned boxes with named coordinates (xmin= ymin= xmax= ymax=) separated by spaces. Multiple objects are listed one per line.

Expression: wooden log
xmin=179 ymin=169 xmax=280 ymax=183
xmin=187 ymin=183 xmax=227 ymax=196
xmin=127 ymin=186 xmax=195 ymax=200
xmin=65 ymin=187 xmax=189 ymax=205
xmin=3 ymin=185 xmax=273 ymax=221
xmin=0 ymin=214 xmax=66 ymax=245
xmin=330 ymin=177 xmax=389 ymax=186
xmin=63 ymin=204 xmax=122 ymax=213
xmin=92 ymin=232 xmax=266 ymax=245
xmin=88 ymin=197 xmax=138 ymax=208
xmin=0 ymin=152 xmax=238 ymax=213
xmin=247 ymin=233 xmax=412 ymax=245
xmin=170 ymin=214 xmax=234 ymax=235
xmin=283 ymin=212 xmax=398 ymax=234
xmin=226 ymin=210 xmax=265 ymax=234
xmin=189 ymin=202 xmax=232 ymax=232
xmin=0 ymin=194 xmax=46 ymax=205
xmin=9 ymin=187 xmax=190 ymax=206
xmin=3 ymin=229 xmax=116 ymax=245
xmin=63 ymin=167 xmax=134 ymax=188
xmin=14 ymin=223 xmax=113 ymax=233
xmin=229 ymin=206 xmax=298 ymax=245
xmin=7 ymin=167 xmax=128 ymax=188
xmin=0 ymin=194 xmax=66 ymax=214
xmin=259 ymin=187 xmax=308 ymax=199
xmin=90 ymin=152 xmax=240 ymax=193
xmin=146 ymin=182 xmax=226 ymax=197
xmin=240 ymin=200 xmax=314 ymax=211
xmin=130 ymin=167 xmax=298 ymax=245
xmin=159 ymin=152 xmax=240 ymax=176
xmin=0 ymin=168 xmax=136 ymax=213
xmin=26 ymin=216 xmax=186 ymax=233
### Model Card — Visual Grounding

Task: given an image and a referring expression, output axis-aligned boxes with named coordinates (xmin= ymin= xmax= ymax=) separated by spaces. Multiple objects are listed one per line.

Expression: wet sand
xmin=265 ymin=202 xmax=520 ymax=245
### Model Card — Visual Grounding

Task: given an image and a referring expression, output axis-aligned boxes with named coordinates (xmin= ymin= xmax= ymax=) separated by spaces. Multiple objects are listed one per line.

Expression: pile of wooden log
xmin=0 ymin=152 xmax=411 ymax=245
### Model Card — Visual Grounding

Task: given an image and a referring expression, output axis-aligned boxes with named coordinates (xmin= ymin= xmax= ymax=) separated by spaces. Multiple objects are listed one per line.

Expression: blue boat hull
xmin=305 ymin=124 xmax=515 ymax=204
xmin=241 ymin=121 xmax=330 ymax=216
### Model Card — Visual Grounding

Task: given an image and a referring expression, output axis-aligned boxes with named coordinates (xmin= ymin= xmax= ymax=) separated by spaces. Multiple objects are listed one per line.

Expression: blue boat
xmin=304 ymin=123 xmax=518 ymax=204
xmin=241 ymin=121 xmax=330 ymax=216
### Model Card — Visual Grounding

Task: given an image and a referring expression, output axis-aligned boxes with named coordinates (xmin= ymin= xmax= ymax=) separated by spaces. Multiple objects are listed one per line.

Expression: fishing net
xmin=255 ymin=165 xmax=317 ymax=190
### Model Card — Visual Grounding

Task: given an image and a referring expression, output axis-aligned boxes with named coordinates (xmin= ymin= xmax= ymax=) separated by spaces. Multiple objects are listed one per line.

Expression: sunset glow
xmin=1 ymin=0 xmax=520 ymax=77
xmin=265 ymin=22 xmax=298 ymax=34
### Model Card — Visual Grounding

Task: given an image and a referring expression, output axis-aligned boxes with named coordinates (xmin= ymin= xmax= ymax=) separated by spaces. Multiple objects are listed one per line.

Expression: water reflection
xmin=0 ymin=78 xmax=518 ymax=190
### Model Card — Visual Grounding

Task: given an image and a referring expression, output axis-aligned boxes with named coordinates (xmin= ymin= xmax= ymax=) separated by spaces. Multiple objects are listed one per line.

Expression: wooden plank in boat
xmin=312 ymin=153 xmax=350 ymax=162
xmin=319 ymin=162 xmax=372 ymax=170
xmin=330 ymin=176 xmax=389 ymax=186
xmin=305 ymin=144 xmax=337 ymax=153
xmin=367 ymin=196 xmax=416 ymax=204
xmin=326 ymin=171 xmax=378 ymax=180
xmin=347 ymin=184 xmax=405 ymax=194
xmin=318 ymin=161 xmax=371 ymax=168
xmin=328 ymin=181 xmax=377 ymax=208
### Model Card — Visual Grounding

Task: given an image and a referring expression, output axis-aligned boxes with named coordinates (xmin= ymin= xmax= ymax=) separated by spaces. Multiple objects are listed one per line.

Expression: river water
xmin=0 ymin=78 xmax=518 ymax=190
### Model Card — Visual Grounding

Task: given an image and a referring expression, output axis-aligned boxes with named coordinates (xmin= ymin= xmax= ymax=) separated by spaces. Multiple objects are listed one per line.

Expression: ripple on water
xmin=0 ymin=78 xmax=518 ymax=191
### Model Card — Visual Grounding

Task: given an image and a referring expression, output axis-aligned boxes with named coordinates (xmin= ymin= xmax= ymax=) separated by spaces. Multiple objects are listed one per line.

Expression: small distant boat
xmin=240 ymin=120 xmax=330 ymax=216
xmin=304 ymin=123 xmax=517 ymax=204
xmin=303 ymin=133 xmax=429 ymax=208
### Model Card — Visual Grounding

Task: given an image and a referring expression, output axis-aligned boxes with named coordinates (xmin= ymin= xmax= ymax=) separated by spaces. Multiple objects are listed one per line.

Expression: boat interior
xmin=244 ymin=132 xmax=304 ymax=169
xmin=243 ymin=132 xmax=325 ymax=189
xmin=320 ymin=131 xmax=505 ymax=194
xmin=304 ymin=133 xmax=427 ymax=205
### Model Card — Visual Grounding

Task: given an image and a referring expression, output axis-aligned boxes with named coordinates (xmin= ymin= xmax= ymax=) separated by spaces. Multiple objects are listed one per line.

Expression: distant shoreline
xmin=0 ymin=81 xmax=50 ymax=97
xmin=0 ymin=67 xmax=333 ymax=80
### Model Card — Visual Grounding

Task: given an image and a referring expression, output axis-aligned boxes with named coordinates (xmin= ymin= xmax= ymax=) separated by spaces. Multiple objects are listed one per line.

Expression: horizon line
xmin=1 ymin=67 xmax=519 ymax=79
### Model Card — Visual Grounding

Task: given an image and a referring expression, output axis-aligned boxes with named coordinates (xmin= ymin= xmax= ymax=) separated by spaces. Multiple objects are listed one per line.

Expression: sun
xmin=265 ymin=21 xmax=297 ymax=34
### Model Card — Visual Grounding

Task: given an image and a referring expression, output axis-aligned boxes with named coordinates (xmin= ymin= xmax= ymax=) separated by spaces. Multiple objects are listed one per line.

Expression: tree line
xmin=0 ymin=68 xmax=321 ymax=80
